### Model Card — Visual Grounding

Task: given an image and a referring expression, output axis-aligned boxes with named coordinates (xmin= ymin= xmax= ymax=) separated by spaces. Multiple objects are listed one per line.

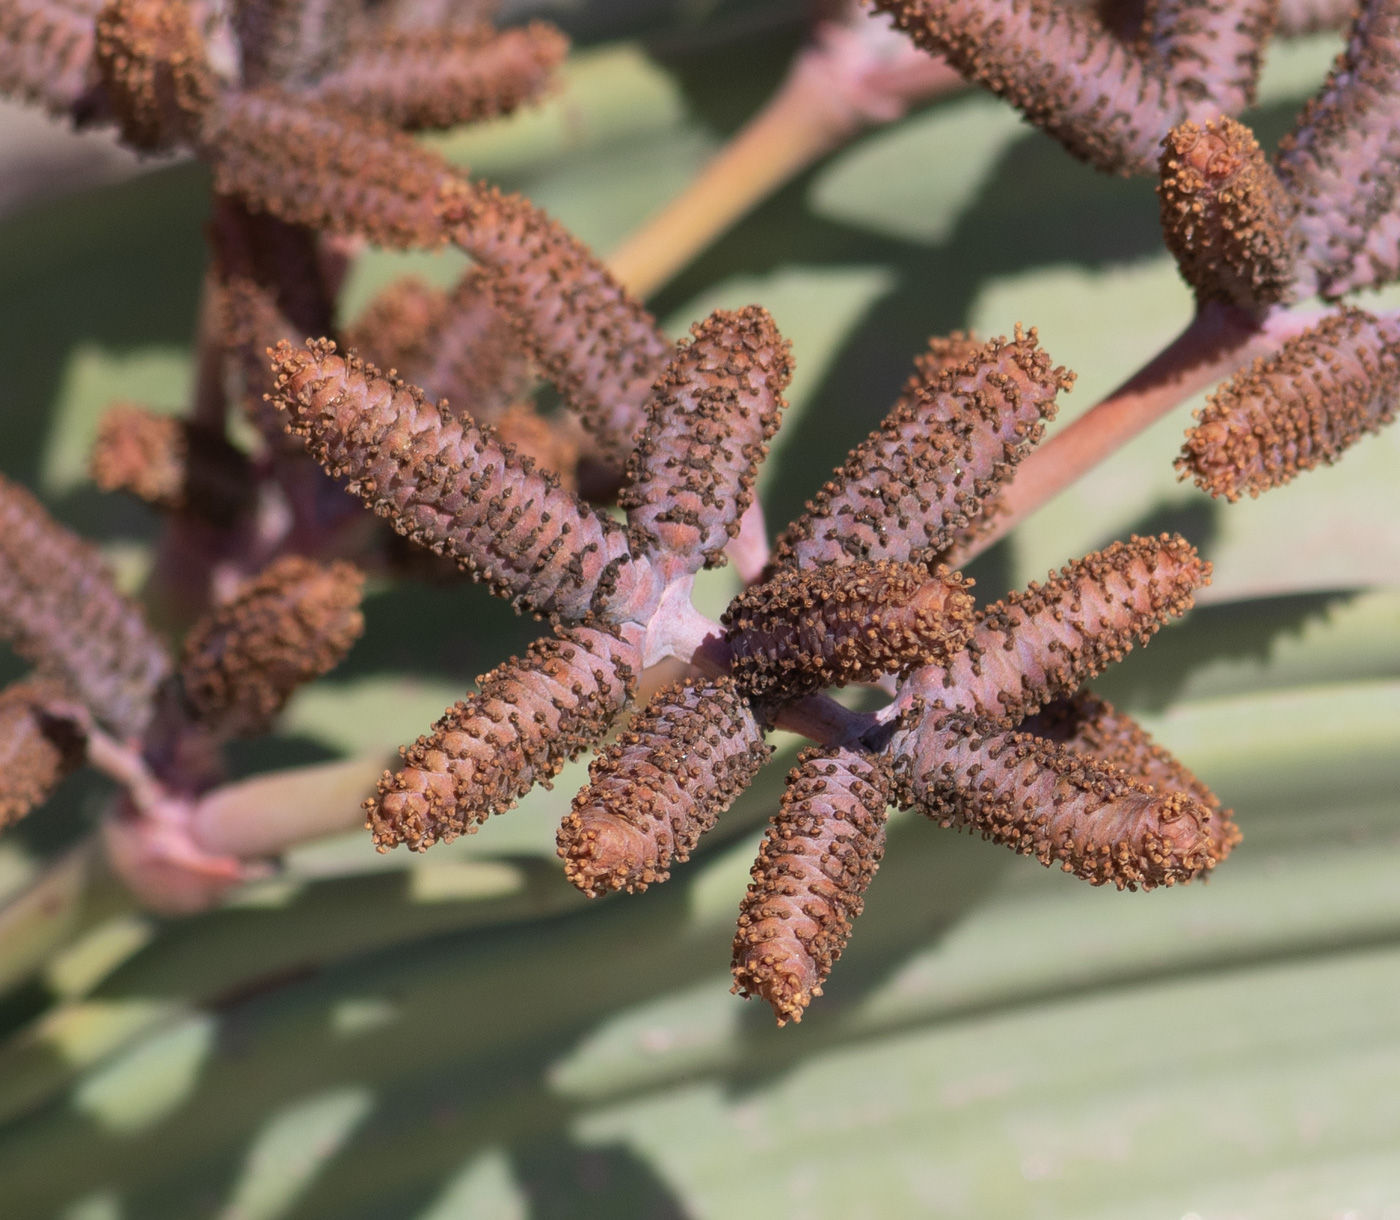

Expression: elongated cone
xmin=342 ymin=275 xmax=449 ymax=377
xmin=395 ymin=268 xmax=533 ymax=421
xmin=890 ymin=708 xmax=1224 ymax=888
xmin=874 ymin=0 xmax=1187 ymax=174
xmin=622 ymin=306 xmax=792 ymax=574
xmin=1138 ymin=0 xmax=1278 ymax=118
xmin=906 ymin=535 xmax=1209 ymax=726
xmin=732 ymin=747 xmax=890 ymax=1025
xmin=202 ymin=89 xmax=457 ymax=248
xmin=724 ymin=561 xmax=974 ymax=701
xmin=0 ymin=474 xmax=171 ymax=735
xmin=0 ymin=676 xmax=84 ymax=829
xmin=180 ymin=556 xmax=365 ymax=736
xmin=441 ymin=180 xmax=672 ymax=465
xmin=558 ymin=677 xmax=771 ymax=896
xmin=773 ymin=327 xmax=1071 ymax=571
xmin=90 ymin=404 xmax=253 ymax=524
xmin=1026 ymin=689 xmax=1240 ymax=864
xmin=1274 ymin=0 xmax=1400 ymax=296
xmin=95 ymin=0 xmax=216 ymax=151
xmin=1178 ymin=307 xmax=1400 ymax=500
xmin=270 ymin=340 xmax=659 ymax=623
xmin=1158 ymin=118 xmax=1297 ymax=310
xmin=1276 ymin=0 xmax=1359 ymax=33
xmin=1340 ymin=205 xmax=1400 ymax=296
xmin=307 ymin=23 xmax=567 ymax=130
xmin=369 ymin=626 xmax=641 ymax=850
xmin=0 ymin=0 xmax=100 ymax=117
xmin=232 ymin=0 xmax=353 ymax=86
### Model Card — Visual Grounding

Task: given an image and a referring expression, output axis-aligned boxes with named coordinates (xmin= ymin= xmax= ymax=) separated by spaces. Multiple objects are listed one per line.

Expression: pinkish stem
xmin=953 ymin=300 xmax=1329 ymax=565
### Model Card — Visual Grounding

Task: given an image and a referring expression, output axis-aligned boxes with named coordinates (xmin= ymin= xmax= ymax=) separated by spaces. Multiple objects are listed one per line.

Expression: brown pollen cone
xmin=0 ymin=676 xmax=85 ymax=829
xmin=307 ymin=22 xmax=568 ymax=131
xmin=732 ymin=747 xmax=890 ymax=1025
xmin=95 ymin=0 xmax=216 ymax=151
xmin=490 ymin=401 xmax=582 ymax=490
xmin=1158 ymin=118 xmax=1298 ymax=310
xmin=1178 ymin=306 xmax=1400 ymax=499
xmin=874 ymin=0 xmax=1187 ymax=175
xmin=231 ymin=0 xmax=353 ymax=87
xmin=180 ymin=556 xmax=365 ymax=736
xmin=90 ymin=403 xmax=253 ymax=524
xmin=202 ymin=90 xmax=457 ymax=249
xmin=724 ymin=561 xmax=975 ymax=702
xmin=440 ymin=180 xmax=672 ymax=465
xmin=773 ymin=327 xmax=1071 ymax=572
xmin=0 ymin=0 xmax=100 ymax=119
xmin=394 ymin=267 xmax=534 ymax=424
xmin=341 ymin=275 xmax=450 ymax=377
xmin=912 ymin=534 xmax=1209 ymax=726
xmin=622 ymin=305 xmax=792 ymax=573
xmin=370 ymin=626 xmax=640 ymax=851
xmin=1138 ymin=0 xmax=1278 ymax=117
xmin=911 ymin=331 xmax=985 ymax=383
xmin=0 ymin=473 xmax=171 ymax=735
xmin=559 ymin=676 xmax=770 ymax=896
xmin=269 ymin=339 xmax=646 ymax=622
xmin=1027 ymin=690 xmax=1240 ymax=865
xmin=894 ymin=710 xmax=1225 ymax=888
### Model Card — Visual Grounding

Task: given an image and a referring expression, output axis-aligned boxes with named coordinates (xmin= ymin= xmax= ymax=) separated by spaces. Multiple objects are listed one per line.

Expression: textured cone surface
xmin=218 ymin=276 xmax=316 ymax=451
xmin=622 ymin=306 xmax=792 ymax=573
xmin=874 ymin=0 xmax=1187 ymax=174
xmin=0 ymin=676 xmax=84 ymax=829
xmin=732 ymin=747 xmax=890 ymax=1025
xmin=906 ymin=534 xmax=1208 ymax=727
xmin=1178 ymin=307 xmax=1400 ymax=500
xmin=890 ymin=709 xmax=1224 ymax=889
xmin=342 ymin=275 xmax=450 ymax=378
xmin=202 ymin=89 xmax=458 ymax=249
xmin=307 ymin=22 xmax=567 ymax=130
xmin=0 ymin=0 xmax=100 ymax=117
xmin=489 ymin=401 xmax=581 ymax=490
xmin=774 ymin=327 xmax=1071 ymax=571
xmin=1274 ymin=0 xmax=1400 ymax=296
xmin=1158 ymin=118 xmax=1298 ymax=309
xmin=95 ymin=0 xmax=215 ymax=150
xmin=370 ymin=626 xmax=640 ymax=851
xmin=724 ymin=561 xmax=975 ymax=702
xmin=441 ymin=181 xmax=672 ymax=465
xmin=1028 ymin=689 xmax=1240 ymax=865
xmin=1335 ymin=192 xmax=1400 ymax=296
xmin=0 ymin=474 xmax=171 ymax=735
xmin=180 ymin=556 xmax=365 ymax=736
xmin=231 ymin=0 xmax=353 ymax=86
xmin=1138 ymin=0 xmax=1278 ymax=117
xmin=558 ymin=676 xmax=770 ymax=896
xmin=397 ymin=267 xmax=534 ymax=423
xmin=90 ymin=403 xmax=253 ymax=524
xmin=270 ymin=340 xmax=656 ymax=623
xmin=1275 ymin=0 xmax=1357 ymax=34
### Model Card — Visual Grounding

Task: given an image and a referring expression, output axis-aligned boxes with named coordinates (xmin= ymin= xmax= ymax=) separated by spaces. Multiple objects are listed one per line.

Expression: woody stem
xmin=606 ymin=36 xmax=961 ymax=299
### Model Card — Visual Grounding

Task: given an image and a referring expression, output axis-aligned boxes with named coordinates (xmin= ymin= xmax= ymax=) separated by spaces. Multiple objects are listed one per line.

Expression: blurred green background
xmin=3 ymin=2 xmax=1400 ymax=1216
